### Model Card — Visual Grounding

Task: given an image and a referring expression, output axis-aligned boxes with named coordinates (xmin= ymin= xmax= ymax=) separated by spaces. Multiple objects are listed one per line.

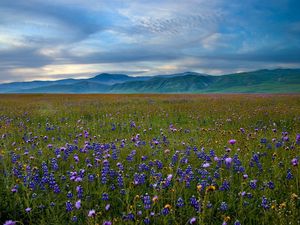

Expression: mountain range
xmin=0 ymin=69 xmax=299 ymax=93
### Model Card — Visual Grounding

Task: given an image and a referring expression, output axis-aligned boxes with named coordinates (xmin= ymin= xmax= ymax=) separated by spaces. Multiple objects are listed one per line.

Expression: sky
xmin=0 ymin=0 xmax=300 ymax=82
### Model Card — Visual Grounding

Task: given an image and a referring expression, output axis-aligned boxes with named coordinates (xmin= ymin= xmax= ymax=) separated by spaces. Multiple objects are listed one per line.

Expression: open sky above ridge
xmin=0 ymin=0 xmax=300 ymax=82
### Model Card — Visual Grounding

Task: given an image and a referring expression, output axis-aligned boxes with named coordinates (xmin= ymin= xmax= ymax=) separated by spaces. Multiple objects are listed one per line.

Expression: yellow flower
xmin=164 ymin=204 xmax=172 ymax=209
xmin=206 ymin=185 xmax=216 ymax=192
xmin=224 ymin=216 xmax=231 ymax=222
xmin=197 ymin=184 xmax=202 ymax=192
xmin=152 ymin=196 xmax=158 ymax=203
xmin=291 ymin=193 xmax=299 ymax=201
xmin=279 ymin=202 xmax=286 ymax=209
xmin=134 ymin=195 xmax=140 ymax=200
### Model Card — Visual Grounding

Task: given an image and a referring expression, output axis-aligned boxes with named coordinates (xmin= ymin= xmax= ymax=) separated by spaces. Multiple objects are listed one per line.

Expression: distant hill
xmin=0 ymin=69 xmax=299 ymax=93
xmin=88 ymin=73 xmax=150 ymax=85
xmin=110 ymin=73 xmax=214 ymax=93
xmin=17 ymin=81 xmax=110 ymax=93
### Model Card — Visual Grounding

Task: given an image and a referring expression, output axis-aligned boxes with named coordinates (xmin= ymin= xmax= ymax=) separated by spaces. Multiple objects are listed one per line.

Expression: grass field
xmin=0 ymin=94 xmax=299 ymax=225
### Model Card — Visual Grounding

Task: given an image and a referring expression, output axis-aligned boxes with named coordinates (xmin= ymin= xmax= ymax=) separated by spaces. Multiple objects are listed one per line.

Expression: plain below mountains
xmin=0 ymin=69 xmax=299 ymax=93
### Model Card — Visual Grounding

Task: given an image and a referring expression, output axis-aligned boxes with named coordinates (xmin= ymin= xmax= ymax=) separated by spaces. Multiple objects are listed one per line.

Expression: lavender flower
xmin=190 ymin=217 xmax=197 ymax=224
xmin=4 ymin=220 xmax=16 ymax=225
xmin=225 ymin=157 xmax=233 ymax=168
xmin=75 ymin=200 xmax=81 ymax=209
xmin=88 ymin=209 xmax=96 ymax=217
xmin=291 ymin=158 xmax=298 ymax=166
xmin=25 ymin=207 xmax=31 ymax=212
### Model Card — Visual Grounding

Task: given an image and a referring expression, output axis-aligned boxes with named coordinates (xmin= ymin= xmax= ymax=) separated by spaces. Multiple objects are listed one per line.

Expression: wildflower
xmin=202 ymin=162 xmax=210 ymax=168
xmin=225 ymin=157 xmax=233 ymax=168
xmin=271 ymin=204 xmax=276 ymax=210
xmin=261 ymin=196 xmax=270 ymax=209
xmin=291 ymin=158 xmax=298 ymax=166
xmin=25 ymin=207 xmax=31 ymax=212
xmin=88 ymin=209 xmax=96 ymax=217
xmin=206 ymin=185 xmax=216 ymax=192
xmin=162 ymin=204 xmax=171 ymax=216
xmin=296 ymin=134 xmax=300 ymax=144
xmin=224 ymin=216 xmax=231 ymax=222
xmin=66 ymin=201 xmax=73 ymax=212
xmin=71 ymin=216 xmax=78 ymax=222
xmin=206 ymin=202 xmax=213 ymax=208
xmin=143 ymin=193 xmax=151 ymax=209
xmin=249 ymin=179 xmax=257 ymax=189
xmin=67 ymin=191 xmax=73 ymax=199
xmin=260 ymin=138 xmax=267 ymax=144
xmin=102 ymin=192 xmax=109 ymax=201
xmin=143 ymin=217 xmax=150 ymax=224
xmin=105 ymin=204 xmax=110 ymax=211
xmin=234 ymin=220 xmax=241 ymax=225
xmin=220 ymin=202 xmax=228 ymax=211
xmin=167 ymin=174 xmax=173 ymax=181
xmin=286 ymin=169 xmax=293 ymax=180
xmin=176 ymin=197 xmax=184 ymax=207
xmin=228 ymin=139 xmax=236 ymax=145
xmin=279 ymin=202 xmax=286 ymax=209
xmin=190 ymin=196 xmax=200 ymax=212
xmin=3 ymin=221 xmax=16 ymax=225
xmin=220 ymin=180 xmax=230 ymax=191
xmin=189 ymin=217 xmax=197 ymax=224
xmin=152 ymin=195 xmax=158 ymax=203
xmin=75 ymin=200 xmax=81 ymax=209
xmin=164 ymin=204 xmax=172 ymax=209
xmin=11 ymin=186 xmax=18 ymax=193
xmin=103 ymin=221 xmax=112 ymax=225
xmin=291 ymin=193 xmax=299 ymax=200
xmin=197 ymin=184 xmax=202 ymax=192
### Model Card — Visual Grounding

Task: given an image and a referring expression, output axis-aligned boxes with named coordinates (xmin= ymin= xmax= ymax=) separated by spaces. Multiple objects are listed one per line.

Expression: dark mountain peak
xmin=92 ymin=73 xmax=129 ymax=80
xmin=182 ymin=71 xmax=202 ymax=75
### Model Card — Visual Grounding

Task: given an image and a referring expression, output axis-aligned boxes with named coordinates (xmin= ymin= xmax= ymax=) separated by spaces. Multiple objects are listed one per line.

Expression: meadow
xmin=0 ymin=94 xmax=299 ymax=225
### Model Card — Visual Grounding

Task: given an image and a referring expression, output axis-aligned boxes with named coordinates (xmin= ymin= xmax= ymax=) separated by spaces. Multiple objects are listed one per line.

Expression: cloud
xmin=0 ymin=0 xmax=300 ymax=82
xmin=0 ymin=47 xmax=53 ymax=68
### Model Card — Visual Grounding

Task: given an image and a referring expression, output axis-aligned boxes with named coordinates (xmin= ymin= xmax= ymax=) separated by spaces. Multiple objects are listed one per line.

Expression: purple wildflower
xmin=25 ymin=207 xmax=31 ymax=212
xmin=225 ymin=157 xmax=233 ymax=168
xmin=88 ymin=209 xmax=96 ymax=217
xmin=75 ymin=200 xmax=81 ymax=209
xmin=202 ymin=162 xmax=210 ymax=168
xmin=234 ymin=220 xmax=241 ymax=225
xmin=219 ymin=202 xmax=228 ymax=211
xmin=4 ymin=221 xmax=16 ymax=225
xmin=190 ymin=217 xmax=197 ymax=224
xmin=103 ymin=221 xmax=112 ymax=225
xmin=291 ymin=158 xmax=298 ymax=166
xmin=228 ymin=139 xmax=236 ymax=145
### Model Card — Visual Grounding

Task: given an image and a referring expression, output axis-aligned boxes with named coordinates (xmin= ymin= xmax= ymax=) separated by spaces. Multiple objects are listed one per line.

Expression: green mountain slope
xmin=110 ymin=69 xmax=300 ymax=93
xmin=1 ymin=69 xmax=299 ymax=93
